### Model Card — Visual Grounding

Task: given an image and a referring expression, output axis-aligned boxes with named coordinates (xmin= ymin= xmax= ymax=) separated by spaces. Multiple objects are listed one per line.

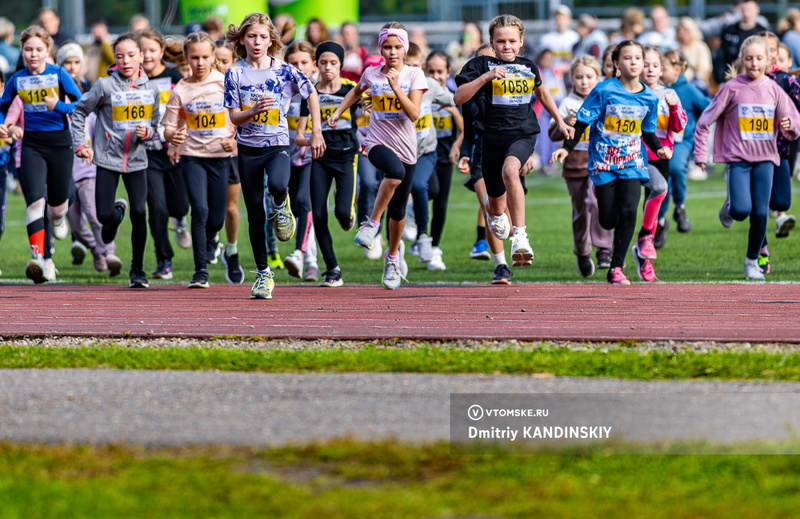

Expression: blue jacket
xmin=0 ymin=63 xmax=81 ymax=132
xmin=670 ymin=75 xmax=710 ymax=142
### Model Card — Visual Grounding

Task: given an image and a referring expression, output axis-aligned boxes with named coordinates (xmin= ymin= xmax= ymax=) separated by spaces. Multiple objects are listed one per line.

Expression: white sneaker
xmin=483 ymin=194 xmax=510 ymax=240
xmin=744 ymin=257 xmax=765 ymax=280
xmin=409 ymin=240 xmax=420 ymax=256
xmin=686 ymin=163 xmax=708 ymax=181
xmin=402 ymin=217 xmax=418 ymax=242
xmin=52 ymin=215 xmax=69 ymax=240
xmin=173 ymin=216 xmax=192 ymax=249
xmin=365 ymin=234 xmax=384 ymax=260
xmin=776 ymin=214 xmax=796 ymax=238
xmin=416 ymin=233 xmax=433 ymax=262
xmin=283 ymin=249 xmax=303 ymax=279
xmin=510 ymin=232 xmax=534 ymax=267
xmin=427 ymin=247 xmax=446 ymax=271
xmin=44 ymin=258 xmax=58 ymax=282
xmin=398 ymin=239 xmax=408 ymax=278
xmin=354 ymin=220 xmax=380 ymax=249
xmin=382 ymin=252 xmax=403 ymax=290
xmin=26 ymin=256 xmax=46 ymax=284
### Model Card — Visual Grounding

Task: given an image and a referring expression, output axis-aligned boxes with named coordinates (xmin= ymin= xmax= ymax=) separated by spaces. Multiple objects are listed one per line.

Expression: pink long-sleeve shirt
xmin=694 ymin=74 xmax=800 ymax=166
xmin=645 ymin=84 xmax=687 ymax=161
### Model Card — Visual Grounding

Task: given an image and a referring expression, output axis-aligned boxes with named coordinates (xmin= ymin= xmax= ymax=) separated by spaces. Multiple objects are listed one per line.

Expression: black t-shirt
xmin=301 ymin=82 xmax=359 ymax=154
xmin=455 ymin=55 xmax=542 ymax=136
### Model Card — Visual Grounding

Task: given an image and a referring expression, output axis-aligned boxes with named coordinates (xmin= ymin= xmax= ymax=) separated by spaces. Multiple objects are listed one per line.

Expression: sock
xmin=493 ymin=253 xmax=507 ymax=266
xmin=258 ymin=268 xmax=269 ymax=274
xmin=512 ymin=226 xmax=526 ymax=236
xmin=368 ymin=217 xmax=380 ymax=227
xmin=641 ymin=192 xmax=667 ymax=234
xmin=387 ymin=253 xmax=398 ymax=262
xmin=477 ymin=226 xmax=486 ymax=241
xmin=226 ymin=242 xmax=238 ymax=256
xmin=658 ymin=217 xmax=667 ymax=226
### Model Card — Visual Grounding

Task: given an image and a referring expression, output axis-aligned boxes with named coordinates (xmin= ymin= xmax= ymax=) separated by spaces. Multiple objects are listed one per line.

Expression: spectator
xmin=410 ymin=28 xmax=431 ymax=58
xmin=0 ymin=18 xmax=19 ymax=75
xmin=272 ymin=14 xmax=297 ymax=60
xmin=339 ymin=21 xmax=366 ymax=82
xmin=781 ymin=9 xmax=800 ymax=69
xmin=305 ymin=18 xmax=328 ymax=47
xmin=714 ymin=0 xmax=768 ymax=84
xmin=638 ymin=6 xmax=676 ymax=50
xmin=574 ymin=14 xmax=608 ymax=59
xmin=129 ymin=14 xmax=150 ymax=32
xmin=700 ymin=0 xmax=770 ymax=42
xmin=84 ymin=21 xmax=113 ymax=85
xmin=538 ymin=5 xmax=579 ymax=73
xmin=202 ymin=16 xmax=224 ymax=42
xmin=614 ymin=8 xmax=645 ymax=44
xmin=446 ymin=21 xmax=483 ymax=73
xmin=676 ymin=17 xmax=713 ymax=90
xmin=37 ymin=8 xmax=73 ymax=48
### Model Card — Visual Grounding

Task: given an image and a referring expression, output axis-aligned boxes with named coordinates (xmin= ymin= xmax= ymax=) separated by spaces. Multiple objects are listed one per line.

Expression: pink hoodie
xmin=694 ymin=74 xmax=800 ymax=166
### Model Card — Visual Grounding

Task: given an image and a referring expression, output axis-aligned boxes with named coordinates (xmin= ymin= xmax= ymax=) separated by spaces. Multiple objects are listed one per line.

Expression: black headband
xmin=316 ymin=41 xmax=345 ymax=67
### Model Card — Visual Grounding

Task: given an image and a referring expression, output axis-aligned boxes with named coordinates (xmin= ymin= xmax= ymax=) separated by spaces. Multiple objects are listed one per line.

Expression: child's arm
xmin=387 ymin=68 xmax=422 ymax=121
xmin=693 ymin=85 xmax=732 ymax=169
xmin=72 ymin=80 xmax=105 ymax=164
xmin=328 ymin=83 xmax=368 ymax=129
xmin=776 ymin=88 xmax=800 ymax=141
xmin=446 ymin=106 xmax=464 ymax=165
xmin=454 ymin=66 xmax=503 ymax=105
xmin=136 ymin=83 xmax=159 ymax=141
xmin=0 ymin=75 xmax=18 ymax=136
xmin=294 ymin=116 xmax=310 ymax=147
xmin=162 ymin=89 xmax=183 ymax=145
xmin=534 ymin=83 xmax=574 ymax=141
xmin=666 ymin=92 xmax=688 ymax=133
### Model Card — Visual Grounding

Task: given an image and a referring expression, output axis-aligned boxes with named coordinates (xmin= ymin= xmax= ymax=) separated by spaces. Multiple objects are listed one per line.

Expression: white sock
xmin=493 ymin=253 xmax=507 ymax=266
xmin=226 ymin=242 xmax=238 ymax=256
xmin=512 ymin=226 xmax=527 ymax=236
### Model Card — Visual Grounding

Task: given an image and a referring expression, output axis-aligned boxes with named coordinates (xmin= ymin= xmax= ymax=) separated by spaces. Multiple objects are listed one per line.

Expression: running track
xmin=0 ymin=283 xmax=798 ymax=342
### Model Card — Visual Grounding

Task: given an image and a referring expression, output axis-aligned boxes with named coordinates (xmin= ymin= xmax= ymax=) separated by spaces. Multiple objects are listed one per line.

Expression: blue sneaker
xmin=470 ymin=239 xmax=491 ymax=260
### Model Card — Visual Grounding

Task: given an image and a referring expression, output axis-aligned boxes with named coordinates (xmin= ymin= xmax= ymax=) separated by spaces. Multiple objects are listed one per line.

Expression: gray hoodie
xmin=72 ymin=68 xmax=160 ymax=173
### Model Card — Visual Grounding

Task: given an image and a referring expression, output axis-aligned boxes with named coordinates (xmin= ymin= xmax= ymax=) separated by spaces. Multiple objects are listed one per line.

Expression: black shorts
xmin=464 ymin=165 xmax=482 ymax=192
xmin=481 ymin=133 xmax=536 ymax=198
xmin=228 ymin=156 xmax=240 ymax=184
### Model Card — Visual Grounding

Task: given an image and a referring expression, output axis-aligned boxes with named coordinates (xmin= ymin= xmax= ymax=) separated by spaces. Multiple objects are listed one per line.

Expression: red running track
xmin=0 ymin=283 xmax=798 ymax=343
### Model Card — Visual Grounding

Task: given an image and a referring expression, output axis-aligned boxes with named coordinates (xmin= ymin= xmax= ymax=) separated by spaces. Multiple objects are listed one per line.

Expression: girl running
xmin=631 ymin=45 xmax=687 ymax=282
xmin=548 ymin=55 xmax=613 ymax=278
xmin=72 ymin=32 xmax=161 ymax=288
xmin=455 ymin=14 xmax=573 ymax=267
xmin=694 ymin=36 xmax=800 ymax=280
xmin=295 ymin=41 xmax=358 ymax=287
xmin=327 ymin=22 xmax=427 ymax=290
xmin=163 ymin=32 xmax=237 ymax=288
xmin=224 ymin=12 xmax=325 ymax=299
xmin=0 ymin=25 xmax=82 ymax=283
xmin=552 ymin=40 xmax=670 ymax=285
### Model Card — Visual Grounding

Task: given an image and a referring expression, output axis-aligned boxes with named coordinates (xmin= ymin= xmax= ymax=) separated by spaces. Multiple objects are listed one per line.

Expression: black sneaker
xmin=152 ymin=259 xmax=173 ymax=280
xmin=653 ymin=218 xmax=668 ymax=249
xmin=222 ymin=249 xmax=245 ymax=284
xmin=491 ymin=263 xmax=512 ymax=284
xmin=102 ymin=198 xmax=127 ymax=245
xmin=188 ymin=269 xmax=210 ymax=288
xmin=129 ymin=268 xmax=149 ymax=288
xmin=319 ymin=267 xmax=343 ymax=287
xmin=576 ymin=255 xmax=595 ymax=278
xmin=596 ymin=248 xmax=612 ymax=269
xmin=674 ymin=206 xmax=692 ymax=233
xmin=207 ymin=236 xmax=221 ymax=265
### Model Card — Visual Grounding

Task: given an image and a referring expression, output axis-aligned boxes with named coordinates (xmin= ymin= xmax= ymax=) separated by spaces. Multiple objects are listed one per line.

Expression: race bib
xmin=575 ymin=125 xmax=590 ymax=151
xmin=602 ymin=104 xmax=647 ymax=141
xmin=18 ymin=74 xmax=59 ymax=113
xmin=433 ymin=104 xmax=453 ymax=139
xmin=110 ymin=90 xmax=156 ymax=130
xmin=150 ymin=77 xmax=173 ymax=107
xmin=370 ymin=80 xmax=412 ymax=121
xmin=185 ymin=98 xmax=227 ymax=137
xmin=319 ymin=93 xmax=351 ymax=131
xmin=241 ymin=90 xmax=280 ymax=134
xmin=738 ymin=103 xmax=774 ymax=141
xmin=490 ymin=63 xmax=535 ymax=106
xmin=415 ymin=100 xmax=432 ymax=141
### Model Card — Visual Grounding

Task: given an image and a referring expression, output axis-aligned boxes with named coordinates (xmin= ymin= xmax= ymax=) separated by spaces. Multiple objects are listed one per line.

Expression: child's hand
xmin=310 ymin=132 xmax=326 ymax=159
xmin=8 ymin=126 xmax=23 ymax=141
xmin=695 ymin=162 xmax=706 ymax=171
xmin=483 ymin=66 xmax=506 ymax=82
xmin=566 ymin=114 xmax=576 ymax=126
xmin=385 ymin=67 xmax=400 ymax=87
xmin=665 ymin=93 xmax=678 ymax=107
xmin=550 ymin=148 xmax=569 ymax=164
xmin=458 ymin=156 xmax=471 ymax=174
xmin=327 ymin=111 xmax=339 ymax=129
xmin=520 ymin=154 xmax=536 ymax=176
xmin=0 ymin=123 xmax=8 ymax=140
xmin=250 ymin=96 xmax=274 ymax=116
xmin=44 ymin=88 xmax=59 ymax=111
xmin=781 ymin=117 xmax=792 ymax=130
xmin=170 ymin=126 xmax=188 ymax=146
xmin=135 ymin=124 xmax=149 ymax=139
xmin=449 ymin=147 xmax=460 ymax=166
xmin=221 ymin=138 xmax=237 ymax=153
xmin=167 ymin=145 xmax=181 ymax=165
xmin=76 ymin=147 xmax=93 ymax=165
xmin=657 ymin=147 xmax=673 ymax=160
xmin=557 ymin=120 xmax=575 ymax=140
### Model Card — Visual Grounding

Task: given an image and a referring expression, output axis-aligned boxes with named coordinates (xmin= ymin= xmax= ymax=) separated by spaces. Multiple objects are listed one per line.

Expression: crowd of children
xmin=1 ymin=11 xmax=799 ymax=296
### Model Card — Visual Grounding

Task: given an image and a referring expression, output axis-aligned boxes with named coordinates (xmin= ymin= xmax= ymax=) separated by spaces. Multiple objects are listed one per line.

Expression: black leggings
xmin=289 ymin=163 xmax=312 ymax=252
xmin=238 ymin=144 xmax=291 ymax=271
xmin=182 ymin=156 xmax=230 ymax=271
xmin=146 ymin=149 xmax=189 ymax=262
xmin=368 ymin=145 xmax=415 ymax=222
xmin=595 ymin=178 xmax=642 ymax=269
xmin=96 ymin=167 xmax=148 ymax=271
xmin=428 ymin=162 xmax=453 ymax=247
xmin=310 ymin=154 xmax=357 ymax=271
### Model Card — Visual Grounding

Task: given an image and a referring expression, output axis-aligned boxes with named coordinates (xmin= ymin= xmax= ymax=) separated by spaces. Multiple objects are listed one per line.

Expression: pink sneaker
xmin=636 ymin=234 xmax=657 ymax=260
xmin=607 ymin=267 xmax=631 ymax=285
xmin=634 ymin=255 xmax=658 ymax=282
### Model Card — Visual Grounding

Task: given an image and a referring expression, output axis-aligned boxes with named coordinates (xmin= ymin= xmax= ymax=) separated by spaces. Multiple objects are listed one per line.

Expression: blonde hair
xmin=381 ymin=21 xmax=407 ymax=31
xmin=779 ymin=8 xmax=800 ymax=35
xmin=284 ymin=40 xmax=314 ymax=60
xmin=183 ymin=31 xmax=216 ymax=56
xmin=569 ymin=54 xmax=600 ymax=79
xmin=677 ymin=17 xmax=702 ymax=45
xmin=488 ymin=14 xmax=524 ymax=40
xmin=663 ymin=48 xmax=688 ymax=74
xmin=226 ymin=12 xmax=282 ymax=60
xmin=739 ymin=35 xmax=769 ymax=62
xmin=20 ymin=25 xmax=52 ymax=49
xmin=779 ymin=42 xmax=792 ymax=62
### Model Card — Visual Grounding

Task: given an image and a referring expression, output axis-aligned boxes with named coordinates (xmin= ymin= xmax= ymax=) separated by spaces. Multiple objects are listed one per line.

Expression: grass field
xmin=3 ymin=168 xmax=799 ymax=285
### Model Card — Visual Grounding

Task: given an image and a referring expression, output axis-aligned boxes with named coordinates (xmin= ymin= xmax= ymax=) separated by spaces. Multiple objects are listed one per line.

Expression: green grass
xmin=3 ymin=169 xmax=800 ymax=285
xmin=1 ymin=438 xmax=800 ymax=518
xmin=6 ymin=344 xmax=800 ymax=380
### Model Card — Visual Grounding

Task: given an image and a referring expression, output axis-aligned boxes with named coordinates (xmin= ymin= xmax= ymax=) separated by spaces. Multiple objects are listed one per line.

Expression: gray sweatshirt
xmin=417 ymin=76 xmax=455 ymax=158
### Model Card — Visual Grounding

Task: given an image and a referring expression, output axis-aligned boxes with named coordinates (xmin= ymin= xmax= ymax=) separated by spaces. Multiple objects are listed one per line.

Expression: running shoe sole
xmin=776 ymin=217 xmax=796 ymax=238
xmin=106 ymin=257 xmax=123 ymax=277
xmin=26 ymin=260 xmax=46 ymax=284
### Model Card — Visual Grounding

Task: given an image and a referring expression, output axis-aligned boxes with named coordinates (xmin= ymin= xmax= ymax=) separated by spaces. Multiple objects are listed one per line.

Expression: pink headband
xmin=378 ymin=28 xmax=409 ymax=53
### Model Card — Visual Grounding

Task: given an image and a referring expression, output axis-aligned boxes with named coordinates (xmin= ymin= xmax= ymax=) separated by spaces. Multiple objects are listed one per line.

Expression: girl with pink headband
xmin=328 ymin=22 xmax=428 ymax=290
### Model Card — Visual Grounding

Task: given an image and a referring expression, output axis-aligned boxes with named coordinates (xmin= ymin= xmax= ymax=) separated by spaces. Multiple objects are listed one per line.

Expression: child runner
xmin=425 ymin=50 xmax=464 ymax=271
xmin=654 ymin=49 xmax=711 ymax=248
xmin=549 ymin=54 xmax=613 ymax=277
xmin=295 ymin=41 xmax=359 ymax=287
xmin=631 ymin=45 xmax=687 ymax=282
xmin=72 ymin=32 xmax=161 ymax=288
xmin=284 ymin=40 xmax=321 ymax=282
xmin=552 ymin=40 xmax=670 ymax=285
xmin=327 ymin=22 xmax=427 ymax=290
xmin=139 ymin=28 xmax=191 ymax=281
xmin=0 ymin=25 xmax=82 ymax=283
xmin=694 ymin=35 xmax=800 ymax=280
xmin=224 ymin=12 xmax=325 ymax=299
xmin=163 ymin=32 xmax=237 ymax=288
xmin=455 ymin=14 xmax=573 ymax=267
xmin=214 ymin=40 xmax=245 ymax=284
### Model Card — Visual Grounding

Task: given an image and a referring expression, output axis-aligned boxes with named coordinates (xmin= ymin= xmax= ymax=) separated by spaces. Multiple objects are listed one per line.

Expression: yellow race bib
xmin=738 ymin=104 xmax=774 ymax=141
xmin=110 ymin=90 xmax=156 ymax=130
